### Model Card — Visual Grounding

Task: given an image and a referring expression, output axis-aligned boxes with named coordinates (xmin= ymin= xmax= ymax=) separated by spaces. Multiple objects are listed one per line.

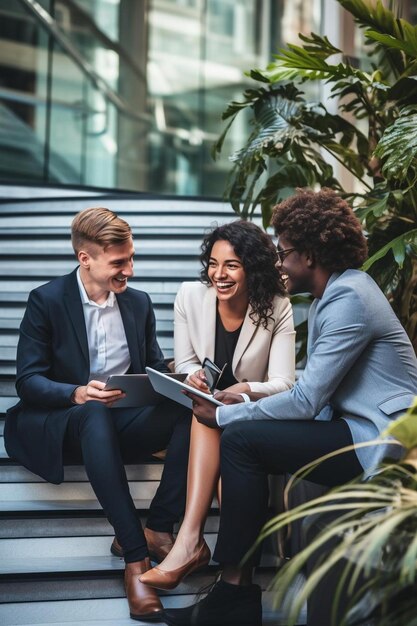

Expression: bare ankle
xmin=175 ymin=530 xmax=203 ymax=552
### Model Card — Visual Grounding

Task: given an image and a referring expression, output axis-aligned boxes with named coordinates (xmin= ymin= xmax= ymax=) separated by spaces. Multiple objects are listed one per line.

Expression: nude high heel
xmin=139 ymin=540 xmax=211 ymax=590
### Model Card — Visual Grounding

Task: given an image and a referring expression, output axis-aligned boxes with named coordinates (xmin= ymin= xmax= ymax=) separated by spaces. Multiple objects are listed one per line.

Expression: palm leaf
xmin=338 ymin=0 xmax=408 ymax=78
xmin=259 ymin=460 xmax=417 ymax=626
xmin=366 ymin=28 xmax=417 ymax=58
xmin=400 ymin=531 xmax=417 ymax=585
xmin=338 ymin=0 xmax=402 ymax=37
xmin=252 ymin=45 xmax=371 ymax=85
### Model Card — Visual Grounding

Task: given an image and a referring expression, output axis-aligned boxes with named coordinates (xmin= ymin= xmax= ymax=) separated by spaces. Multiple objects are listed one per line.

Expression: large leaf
xmin=374 ymin=107 xmax=417 ymax=181
xmin=255 ymin=161 xmax=317 ymax=228
xmin=362 ymin=229 xmax=417 ymax=271
xmin=355 ymin=193 xmax=390 ymax=221
xmin=230 ymin=94 xmax=308 ymax=164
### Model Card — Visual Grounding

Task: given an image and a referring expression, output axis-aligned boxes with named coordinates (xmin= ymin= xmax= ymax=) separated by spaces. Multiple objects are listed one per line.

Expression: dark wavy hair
xmin=200 ymin=220 xmax=286 ymax=328
xmin=271 ymin=188 xmax=368 ymax=271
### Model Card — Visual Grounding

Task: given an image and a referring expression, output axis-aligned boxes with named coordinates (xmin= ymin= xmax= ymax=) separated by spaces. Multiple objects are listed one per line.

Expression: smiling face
xmin=207 ymin=239 xmax=248 ymax=304
xmin=277 ymin=235 xmax=312 ymax=296
xmin=78 ymin=237 xmax=135 ymax=304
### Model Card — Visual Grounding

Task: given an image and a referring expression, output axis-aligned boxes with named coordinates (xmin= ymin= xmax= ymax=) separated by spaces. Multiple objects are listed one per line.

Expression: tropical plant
xmin=213 ymin=0 xmax=417 ymax=351
xmin=248 ymin=399 xmax=417 ymax=626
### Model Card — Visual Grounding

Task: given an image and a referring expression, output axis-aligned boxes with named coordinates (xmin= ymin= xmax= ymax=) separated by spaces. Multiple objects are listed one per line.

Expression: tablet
xmin=146 ymin=367 xmax=225 ymax=409
xmin=104 ymin=373 xmax=187 ymax=408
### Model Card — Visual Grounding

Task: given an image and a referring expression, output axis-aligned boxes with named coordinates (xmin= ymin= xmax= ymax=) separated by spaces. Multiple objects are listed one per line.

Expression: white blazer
xmin=174 ymin=282 xmax=295 ymax=396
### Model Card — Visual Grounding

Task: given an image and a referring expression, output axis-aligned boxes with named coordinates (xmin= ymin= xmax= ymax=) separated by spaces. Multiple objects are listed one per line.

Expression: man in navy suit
xmin=160 ymin=189 xmax=417 ymax=626
xmin=5 ymin=207 xmax=191 ymax=622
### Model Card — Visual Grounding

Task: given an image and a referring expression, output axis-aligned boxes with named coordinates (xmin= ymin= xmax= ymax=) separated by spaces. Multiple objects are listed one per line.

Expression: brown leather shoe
xmin=139 ymin=540 xmax=211 ymax=590
xmin=125 ymin=558 xmax=164 ymax=621
xmin=144 ymin=527 xmax=175 ymax=563
xmin=110 ymin=536 xmax=123 ymax=558
xmin=111 ymin=530 xmax=175 ymax=563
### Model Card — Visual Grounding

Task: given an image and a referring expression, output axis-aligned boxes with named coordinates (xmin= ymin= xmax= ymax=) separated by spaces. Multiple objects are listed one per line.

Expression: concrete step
xmin=0 ymin=584 xmax=306 ymax=625
xmin=0 ymin=568 xmax=220 ymax=603
xmin=0 ymin=259 xmax=200 ymax=277
xmin=0 ymin=183 xmax=105 ymax=199
xmin=0 ymin=239 xmax=202 ymax=256
xmin=0 ymin=212 xmax=233 ymax=231
xmin=0 ymin=463 xmax=163 ymax=483
xmin=0 ymin=335 xmax=174 ymax=370
xmin=0 ymin=196 xmax=237 ymax=217
xmin=0 ymin=538 xmax=219 ymax=575
xmin=0 ymin=303 xmax=176 ymax=323
xmin=0 ymin=365 xmax=16 ymax=377
xmin=0 ymin=282 xmax=182 ymax=298
xmin=0 ymin=292 xmax=178 ymax=307
xmin=0 ymin=554 xmax=218 ymax=579
xmin=0 ymin=596 xmax=175 ymax=625
xmin=0 ymin=481 xmax=159 ymax=502
xmin=0 ymin=513 xmax=220 ymax=540
xmin=0 ymin=498 xmax=154 ymax=513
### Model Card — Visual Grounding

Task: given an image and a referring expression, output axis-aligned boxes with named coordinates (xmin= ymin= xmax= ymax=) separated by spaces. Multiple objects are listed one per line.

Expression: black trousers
xmin=63 ymin=399 xmax=191 ymax=562
xmin=213 ymin=418 xmax=363 ymax=566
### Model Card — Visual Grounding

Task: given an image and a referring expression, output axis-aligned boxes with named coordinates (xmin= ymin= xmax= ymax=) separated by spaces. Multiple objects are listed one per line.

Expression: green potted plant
xmin=250 ymin=399 xmax=417 ymax=625
xmin=213 ymin=0 xmax=417 ymax=351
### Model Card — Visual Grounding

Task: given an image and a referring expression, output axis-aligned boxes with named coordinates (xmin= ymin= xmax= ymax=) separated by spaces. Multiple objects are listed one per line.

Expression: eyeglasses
xmin=276 ymin=247 xmax=296 ymax=266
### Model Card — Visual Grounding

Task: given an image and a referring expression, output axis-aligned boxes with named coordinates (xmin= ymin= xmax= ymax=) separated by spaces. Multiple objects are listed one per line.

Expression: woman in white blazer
xmin=141 ymin=220 xmax=295 ymax=590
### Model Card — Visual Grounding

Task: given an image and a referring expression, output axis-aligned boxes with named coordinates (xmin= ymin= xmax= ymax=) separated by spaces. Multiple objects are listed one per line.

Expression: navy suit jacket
xmin=5 ymin=269 xmax=168 ymax=483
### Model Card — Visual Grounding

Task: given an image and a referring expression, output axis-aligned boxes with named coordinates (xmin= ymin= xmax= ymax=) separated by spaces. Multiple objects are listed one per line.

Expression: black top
xmin=214 ymin=309 xmax=243 ymax=390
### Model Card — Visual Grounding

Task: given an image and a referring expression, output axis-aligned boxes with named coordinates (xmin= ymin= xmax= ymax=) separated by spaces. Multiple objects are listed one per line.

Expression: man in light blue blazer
xmin=162 ymin=189 xmax=417 ymax=626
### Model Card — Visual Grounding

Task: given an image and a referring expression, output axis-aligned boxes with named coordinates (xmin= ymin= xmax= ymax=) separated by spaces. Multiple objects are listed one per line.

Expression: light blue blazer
xmin=217 ymin=270 xmax=417 ymax=470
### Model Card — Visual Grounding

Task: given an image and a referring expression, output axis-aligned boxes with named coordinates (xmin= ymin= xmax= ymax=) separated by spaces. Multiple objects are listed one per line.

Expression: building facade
xmin=0 ymin=0 xmax=415 ymax=198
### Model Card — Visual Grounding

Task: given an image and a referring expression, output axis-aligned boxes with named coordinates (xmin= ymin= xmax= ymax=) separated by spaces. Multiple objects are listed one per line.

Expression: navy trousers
xmin=63 ymin=399 xmax=191 ymax=562
xmin=213 ymin=418 xmax=362 ymax=566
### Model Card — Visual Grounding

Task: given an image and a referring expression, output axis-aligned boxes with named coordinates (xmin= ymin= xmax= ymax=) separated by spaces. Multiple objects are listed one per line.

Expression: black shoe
xmin=163 ymin=579 xmax=262 ymax=625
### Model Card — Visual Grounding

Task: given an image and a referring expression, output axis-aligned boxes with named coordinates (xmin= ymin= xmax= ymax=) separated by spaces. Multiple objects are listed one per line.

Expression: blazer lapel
xmin=202 ymin=287 xmax=217 ymax=361
xmin=63 ymin=270 xmax=89 ymax=369
xmin=232 ymin=306 xmax=257 ymax=371
xmin=117 ymin=291 xmax=141 ymax=371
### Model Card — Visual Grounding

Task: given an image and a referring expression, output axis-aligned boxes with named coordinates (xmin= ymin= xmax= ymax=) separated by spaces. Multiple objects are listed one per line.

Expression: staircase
xmin=0 ymin=186 xmax=306 ymax=625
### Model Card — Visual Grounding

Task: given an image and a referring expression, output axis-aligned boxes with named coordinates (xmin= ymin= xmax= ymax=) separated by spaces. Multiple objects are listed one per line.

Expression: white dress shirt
xmin=215 ymin=393 xmax=250 ymax=425
xmin=76 ymin=269 xmax=131 ymax=382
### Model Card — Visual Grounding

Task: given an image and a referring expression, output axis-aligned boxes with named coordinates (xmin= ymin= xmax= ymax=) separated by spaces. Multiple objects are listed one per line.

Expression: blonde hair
xmin=71 ymin=207 xmax=132 ymax=255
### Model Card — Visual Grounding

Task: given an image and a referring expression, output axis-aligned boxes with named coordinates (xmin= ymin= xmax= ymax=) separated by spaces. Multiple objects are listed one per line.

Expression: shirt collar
xmin=76 ymin=267 xmax=116 ymax=308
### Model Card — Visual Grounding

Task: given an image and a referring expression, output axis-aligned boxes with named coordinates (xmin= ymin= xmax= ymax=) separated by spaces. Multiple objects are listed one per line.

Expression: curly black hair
xmin=200 ymin=220 xmax=286 ymax=329
xmin=271 ymin=188 xmax=368 ymax=272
